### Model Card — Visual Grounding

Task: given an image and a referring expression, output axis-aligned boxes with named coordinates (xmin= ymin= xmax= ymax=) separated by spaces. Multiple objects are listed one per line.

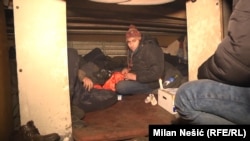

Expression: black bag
xmin=82 ymin=48 xmax=107 ymax=69
xmin=162 ymin=61 xmax=185 ymax=88
xmin=72 ymin=87 xmax=117 ymax=113
xmin=67 ymin=48 xmax=81 ymax=100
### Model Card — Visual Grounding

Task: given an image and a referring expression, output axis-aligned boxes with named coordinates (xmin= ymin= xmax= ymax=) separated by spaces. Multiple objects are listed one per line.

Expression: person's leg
xmin=115 ymin=80 xmax=154 ymax=95
xmin=174 ymin=79 xmax=250 ymax=124
xmin=71 ymin=105 xmax=87 ymax=128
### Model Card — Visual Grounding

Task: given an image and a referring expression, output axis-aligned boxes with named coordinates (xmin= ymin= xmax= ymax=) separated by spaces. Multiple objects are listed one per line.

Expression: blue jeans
xmin=174 ymin=79 xmax=250 ymax=124
xmin=115 ymin=80 xmax=154 ymax=95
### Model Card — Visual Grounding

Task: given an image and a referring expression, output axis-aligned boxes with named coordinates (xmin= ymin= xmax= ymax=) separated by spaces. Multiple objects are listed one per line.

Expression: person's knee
xmin=175 ymin=83 xmax=188 ymax=98
xmin=115 ymin=83 xmax=124 ymax=94
xmin=174 ymin=88 xmax=184 ymax=107
xmin=174 ymin=82 xmax=192 ymax=107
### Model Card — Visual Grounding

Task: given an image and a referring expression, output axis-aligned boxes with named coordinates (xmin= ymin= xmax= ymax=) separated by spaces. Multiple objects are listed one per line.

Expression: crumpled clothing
xmin=101 ymin=71 xmax=125 ymax=91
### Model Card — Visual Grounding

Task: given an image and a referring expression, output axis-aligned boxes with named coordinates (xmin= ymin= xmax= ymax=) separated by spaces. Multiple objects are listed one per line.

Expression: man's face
xmin=126 ymin=37 xmax=141 ymax=51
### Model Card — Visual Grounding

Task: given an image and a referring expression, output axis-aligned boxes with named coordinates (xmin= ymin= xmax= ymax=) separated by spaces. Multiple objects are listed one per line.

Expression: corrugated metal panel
xmin=68 ymin=41 xmax=127 ymax=57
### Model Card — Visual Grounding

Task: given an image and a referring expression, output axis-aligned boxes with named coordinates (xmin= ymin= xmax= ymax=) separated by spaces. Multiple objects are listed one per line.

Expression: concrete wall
xmin=186 ymin=0 xmax=223 ymax=80
xmin=14 ymin=0 xmax=72 ymax=140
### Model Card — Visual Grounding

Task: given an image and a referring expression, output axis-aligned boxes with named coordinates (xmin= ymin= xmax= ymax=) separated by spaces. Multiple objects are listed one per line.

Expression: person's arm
xmin=124 ymin=72 xmax=136 ymax=80
xmin=78 ymin=69 xmax=94 ymax=91
xmin=198 ymin=0 xmax=250 ymax=87
xmin=136 ymin=45 xmax=164 ymax=83
xmin=82 ymin=77 xmax=94 ymax=91
xmin=121 ymin=67 xmax=130 ymax=75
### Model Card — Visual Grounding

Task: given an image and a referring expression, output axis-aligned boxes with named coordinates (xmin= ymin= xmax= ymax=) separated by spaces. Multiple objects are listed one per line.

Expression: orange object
xmin=93 ymin=84 xmax=103 ymax=89
xmin=102 ymin=72 xmax=125 ymax=91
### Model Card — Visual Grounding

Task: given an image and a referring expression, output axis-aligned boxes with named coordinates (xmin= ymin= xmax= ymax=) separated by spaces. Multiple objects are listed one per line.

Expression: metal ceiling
xmin=67 ymin=0 xmax=187 ymax=36
xmin=4 ymin=0 xmax=187 ymax=39
xmin=89 ymin=0 xmax=175 ymax=5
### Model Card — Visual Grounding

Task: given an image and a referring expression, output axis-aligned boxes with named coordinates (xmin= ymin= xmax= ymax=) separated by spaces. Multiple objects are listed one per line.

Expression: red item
xmin=102 ymin=72 xmax=125 ymax=91
xmin=93 ymin=84 xmax=103 ymax=89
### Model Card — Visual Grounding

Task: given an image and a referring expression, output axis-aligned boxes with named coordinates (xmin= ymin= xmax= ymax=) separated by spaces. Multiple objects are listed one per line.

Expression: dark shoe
xmin=71 ymin=105 xmax=87 ymax=128
xmin=71 ymin=116 xmax=87 ymax=129
xmin=71 ymin=105 xmax=85 ymax=119
xmin=18 ymin=120 xmax=60 ymax=141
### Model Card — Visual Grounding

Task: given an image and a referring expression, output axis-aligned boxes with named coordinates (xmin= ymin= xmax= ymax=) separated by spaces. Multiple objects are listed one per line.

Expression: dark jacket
xmin=198 ymin=1 xmax=250 ymax=87
xmin=128 ymin=35 xmax=165 ymax=89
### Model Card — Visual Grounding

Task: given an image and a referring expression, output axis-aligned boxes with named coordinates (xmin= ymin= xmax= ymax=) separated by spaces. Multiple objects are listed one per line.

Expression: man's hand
xmin=121 ymin=68 xmax=130 ymax=75
xmin=124 ymin=72 xmax=136 ymax=80
xmin=82 ymin=77 xmax=94 ymax=91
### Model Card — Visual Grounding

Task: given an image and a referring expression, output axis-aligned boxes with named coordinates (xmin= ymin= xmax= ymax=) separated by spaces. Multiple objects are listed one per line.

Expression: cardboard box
xmin=158 ymin=88 xmax=178 ymax=114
